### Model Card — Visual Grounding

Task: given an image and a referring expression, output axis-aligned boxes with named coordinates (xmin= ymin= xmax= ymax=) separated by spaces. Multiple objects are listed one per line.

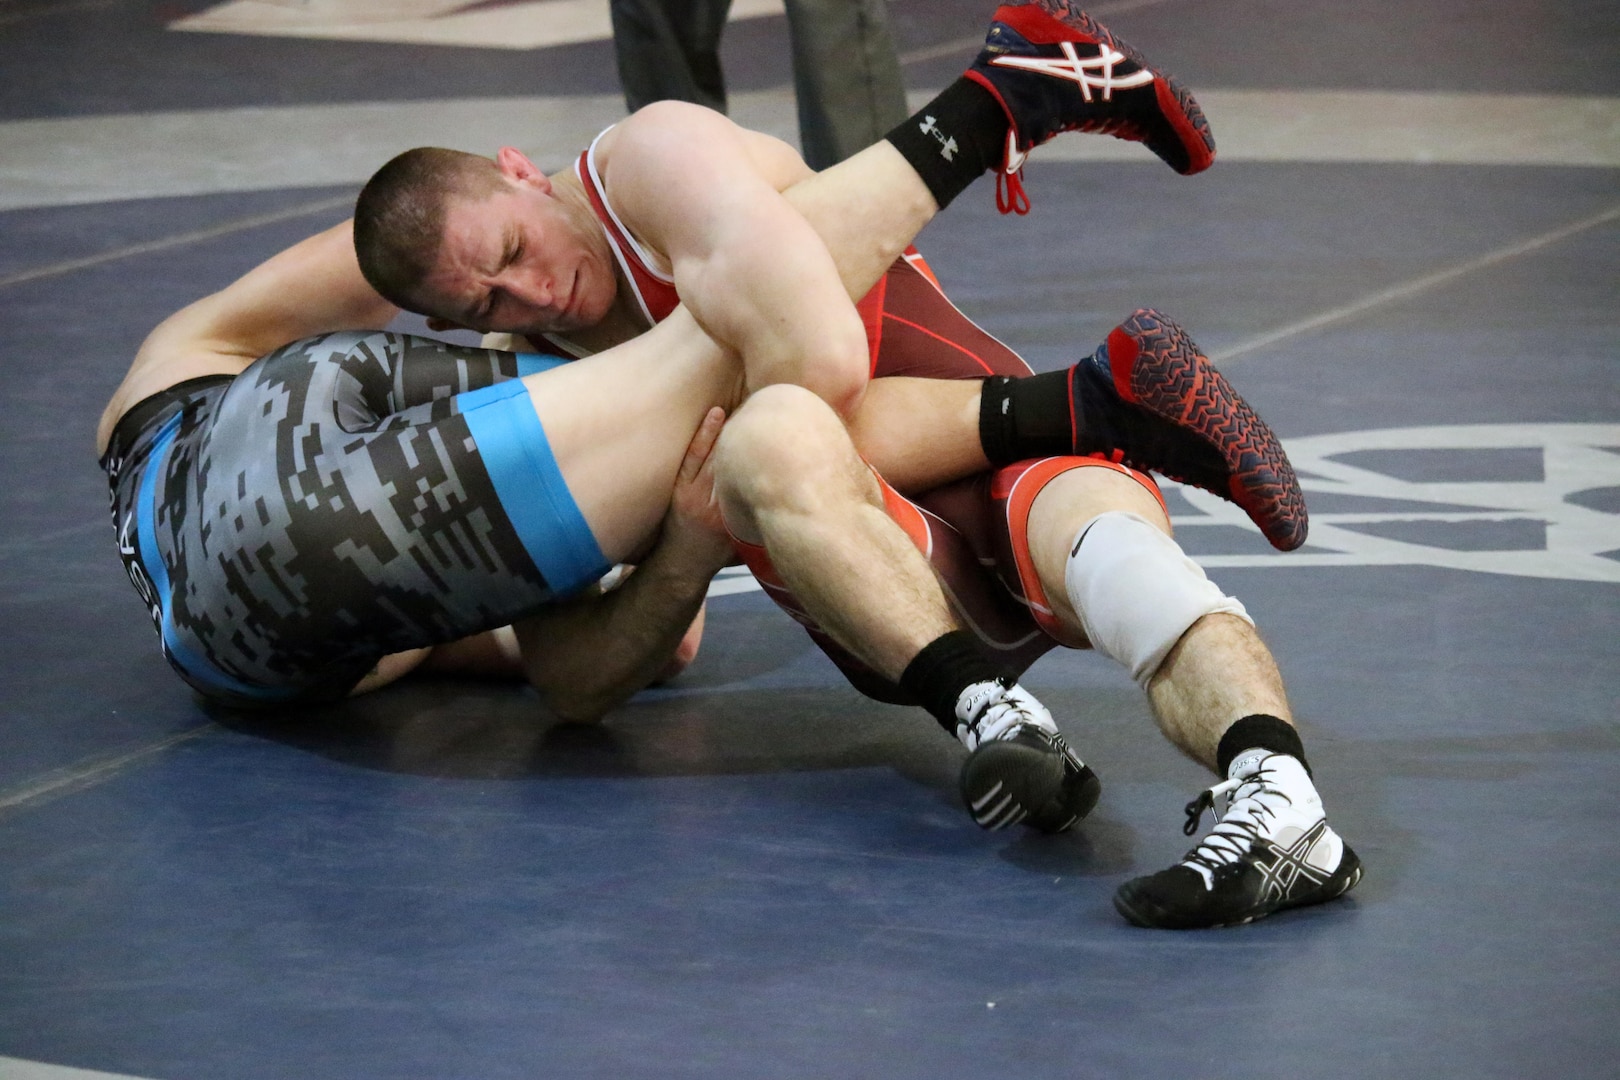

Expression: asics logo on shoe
xmin=917 ymin=115 xmax=959 ymax=161
xmin=1252 ymin=819 xmax=1337 ymax=902
xmin=991 ymin=41 xmax=1155 ymax=102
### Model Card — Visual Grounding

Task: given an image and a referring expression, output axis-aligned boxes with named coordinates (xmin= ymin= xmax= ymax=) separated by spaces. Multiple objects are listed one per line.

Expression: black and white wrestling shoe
xmin=1114 ymin=751 xmax=1361 ymax=929
xmin=956 ymin=678 xmax=1101 ymax=833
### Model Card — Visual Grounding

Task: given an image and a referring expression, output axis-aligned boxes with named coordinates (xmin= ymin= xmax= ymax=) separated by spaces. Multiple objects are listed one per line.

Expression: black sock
xmin=1216 ymin=714 xmax=1310 ymax=777
xmin=978 ymin=370 xmax=1078 ymax=465
xmin=898 ymin=630 xmax=1006 ymax=733
xmin=884 ymin=78 xmax=1010 ymax=211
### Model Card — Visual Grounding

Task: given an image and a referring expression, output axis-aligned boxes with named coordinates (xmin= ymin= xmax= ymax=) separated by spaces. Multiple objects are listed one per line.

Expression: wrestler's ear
xmin=495 ymin=146 xmax=551 ymax=192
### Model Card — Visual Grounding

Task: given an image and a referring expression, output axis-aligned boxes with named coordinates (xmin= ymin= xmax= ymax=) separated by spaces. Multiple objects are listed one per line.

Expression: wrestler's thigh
xmin=1025 ymin=466 xmax=1171 ymax=632
xmin=521 ymin=308 xmax=741 ymax=563
xmin=730 ymin=465 xmax=1056 ymax=704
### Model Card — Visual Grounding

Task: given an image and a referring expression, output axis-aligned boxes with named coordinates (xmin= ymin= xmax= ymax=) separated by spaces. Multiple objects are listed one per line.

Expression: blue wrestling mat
xmin=1 ymin=2 xmax=1616 ymax=1078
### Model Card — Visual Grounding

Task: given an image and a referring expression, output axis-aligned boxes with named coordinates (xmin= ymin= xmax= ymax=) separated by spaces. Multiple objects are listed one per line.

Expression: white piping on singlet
xmin=579 ymin=127 xmax=676 ymax=328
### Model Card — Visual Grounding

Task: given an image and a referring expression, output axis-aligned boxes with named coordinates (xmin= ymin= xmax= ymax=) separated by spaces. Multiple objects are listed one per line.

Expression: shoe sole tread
xmin=1121 ymin=308 xmax=1308 ymax=550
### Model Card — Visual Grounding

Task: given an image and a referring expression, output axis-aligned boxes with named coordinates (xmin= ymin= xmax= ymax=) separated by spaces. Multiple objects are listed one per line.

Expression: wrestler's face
xmin=419 ymin=149 xmax=617 ymax=336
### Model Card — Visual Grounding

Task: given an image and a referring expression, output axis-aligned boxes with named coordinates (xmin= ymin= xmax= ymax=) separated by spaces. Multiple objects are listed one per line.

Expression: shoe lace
xmin=962 ymin=679 xmax=1039 ymax=749
xmin=1179 ymin=764 xmax=1296 ymax=876
xmin=996 ymin=162 xmax=1031 ymax=216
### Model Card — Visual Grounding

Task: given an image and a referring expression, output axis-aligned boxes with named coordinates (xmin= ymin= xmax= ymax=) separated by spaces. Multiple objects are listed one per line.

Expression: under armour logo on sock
xmin=918 ymin=115 xmax=959 ymax=161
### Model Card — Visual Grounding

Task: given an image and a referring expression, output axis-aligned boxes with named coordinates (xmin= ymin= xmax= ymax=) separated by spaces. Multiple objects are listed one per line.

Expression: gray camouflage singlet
xmin=102 ymin=331 xmax=602 ymax=707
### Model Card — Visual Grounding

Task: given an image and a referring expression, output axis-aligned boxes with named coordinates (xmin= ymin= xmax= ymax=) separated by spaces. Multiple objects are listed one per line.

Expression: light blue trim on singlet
xmin=455 ymin=378 xmax=609 ymax=598
xmin=136 ymin=414 xmax=299 ymax=701
xmin=514 ymin=351 xmax=571 ymax=377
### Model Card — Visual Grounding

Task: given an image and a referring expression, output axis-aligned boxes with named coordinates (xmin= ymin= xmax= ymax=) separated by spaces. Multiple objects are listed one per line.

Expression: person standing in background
xmin=608 ymin=0 xmax=908 ymax=168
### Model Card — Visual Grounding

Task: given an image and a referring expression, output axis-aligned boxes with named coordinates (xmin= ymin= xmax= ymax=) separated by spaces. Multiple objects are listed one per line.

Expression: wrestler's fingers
xmin=650 ymin=604 xmax=707 ymax=685
xmin=678 ymin=406 xmax=727 ymax=485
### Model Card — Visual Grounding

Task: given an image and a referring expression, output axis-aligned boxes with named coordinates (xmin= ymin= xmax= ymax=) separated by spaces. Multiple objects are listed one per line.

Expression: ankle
xmin=1216 ymin=713 xmax=1308 ymax=779
xmin=977 ymin=368 xmax=1076 ymax=465
xmin=883 ymin=78 xmax=1010 ymax=211
xmin=898 ymin=630 xmax=1006 ymax=734
xmin=954 ymin=678 xmax=1055 ymax=748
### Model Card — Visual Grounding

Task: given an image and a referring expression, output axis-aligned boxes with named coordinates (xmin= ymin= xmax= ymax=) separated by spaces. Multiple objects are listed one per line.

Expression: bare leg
xmin=1022 ymin=467 xmax=1295 ymax=772
xmin=713 ymin=383 xmax=958 ymax=679
xmin=780 ymin=142 xmax=937 ymax=303
xmin=846 ymin=376 xmax=988 ymax=494
xmin=1016 ymin=465 xmax=1359 ymax=926
xmin=1146 ymin=615 xmax=1292 ymax=771
xmin=714 ymin=383 xmax=1098 ymax=833
xmin=523 ymin=308 xmax=743 ymax=564
xmin=1022 ymin=466 xmax=1167 ymax=626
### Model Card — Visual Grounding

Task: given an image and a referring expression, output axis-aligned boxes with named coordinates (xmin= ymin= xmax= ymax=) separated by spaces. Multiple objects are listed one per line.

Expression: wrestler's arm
xmin=354 ymin=588 xmax=710 ymax=700
xmin=345 ymin=404 xmax=729 ymax=708
xmin=349 ymin=605 xmax=706 ymax=699
xmin=98 ymin=220 xmax=398 ymax=452
xmin=510 ymin=407 xmax=735 ymax=721
xmin=596 ymin=102 xmax=872 ymax=417
xmin=419 ymin=611 xmax=707 ymax=684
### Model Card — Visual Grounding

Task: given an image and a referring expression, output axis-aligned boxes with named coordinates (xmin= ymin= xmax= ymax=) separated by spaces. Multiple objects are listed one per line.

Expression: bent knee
xmin=1066 ymin=511 xmax=1250 ymax=687
xmin=1030 ymin=464 xmax=1170 ymax=538
xmin=717 ymin=384 xmax=854 ymax=478
xmin=1020 ymin=461 xmax=1171 ymax=615
xmin=713 ymin=384 xmax=875 ymax=524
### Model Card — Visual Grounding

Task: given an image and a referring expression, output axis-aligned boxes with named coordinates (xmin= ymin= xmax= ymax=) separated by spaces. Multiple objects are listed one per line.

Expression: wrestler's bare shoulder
xmin=596 ymin=104 xmax=814 ymax=206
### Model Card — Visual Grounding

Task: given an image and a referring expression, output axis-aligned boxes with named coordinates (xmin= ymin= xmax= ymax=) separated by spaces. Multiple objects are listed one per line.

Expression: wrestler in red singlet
xmin=564 ymin=133 xmax=1168 ymax=702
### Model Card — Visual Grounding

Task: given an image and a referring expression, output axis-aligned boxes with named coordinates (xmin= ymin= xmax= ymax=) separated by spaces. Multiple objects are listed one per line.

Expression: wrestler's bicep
xmin=179 ymin=221 xmax=399 ymax=359
xmin=602 ymin=105 xmax=868 ymax=411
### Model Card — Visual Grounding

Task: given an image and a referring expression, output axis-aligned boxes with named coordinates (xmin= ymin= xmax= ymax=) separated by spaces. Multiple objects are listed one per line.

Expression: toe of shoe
xmin=960 ymin=737 xmax=1067 ymax=829
xmin=1025 ymin=763 xmax=1101 ymax=833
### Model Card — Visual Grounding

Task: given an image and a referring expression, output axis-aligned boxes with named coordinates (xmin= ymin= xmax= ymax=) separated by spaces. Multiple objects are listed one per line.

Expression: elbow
xmin=816 ymin=364 xmax=867 ymax=422
xmin=532 ymin=680 xmax=614 ymax=725
xmin=525 ymin=666 xmax=618 ymax=725
xmin=650 ymin=605 xmax=706 ymax=685
xmin=792 ymin=329 xmax=869 ymax=421
xmin=821 ymin=308 xmax=872 ymax=420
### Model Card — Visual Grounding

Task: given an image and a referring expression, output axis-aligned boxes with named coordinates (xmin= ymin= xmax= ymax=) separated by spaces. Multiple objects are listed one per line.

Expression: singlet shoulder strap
xmin=576 ymin=130 xmax=680 ymax=325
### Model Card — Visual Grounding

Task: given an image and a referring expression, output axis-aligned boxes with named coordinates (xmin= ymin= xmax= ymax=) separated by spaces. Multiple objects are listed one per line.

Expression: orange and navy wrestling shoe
xmin=1074 ymin=309 xmax=1308 ymax=552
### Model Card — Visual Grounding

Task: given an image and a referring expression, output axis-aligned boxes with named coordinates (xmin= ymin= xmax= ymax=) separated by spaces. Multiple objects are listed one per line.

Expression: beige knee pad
xmin=1065 ymin=511 xmax=1251 ymax=688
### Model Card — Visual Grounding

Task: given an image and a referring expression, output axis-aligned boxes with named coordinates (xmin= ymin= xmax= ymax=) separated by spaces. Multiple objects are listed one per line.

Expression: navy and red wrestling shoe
xmin=966 ymin=2 xmax=1215 ymax=210
xmin=1074 ymin=309 xmax=1309 ymax=552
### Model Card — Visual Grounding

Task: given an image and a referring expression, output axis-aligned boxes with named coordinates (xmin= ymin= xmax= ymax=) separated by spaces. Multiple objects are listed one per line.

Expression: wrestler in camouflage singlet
xmin=567 ymin=130 xmax=1168 ymax=701
xmin=102 ymin=332 xmax=592 ymax=706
